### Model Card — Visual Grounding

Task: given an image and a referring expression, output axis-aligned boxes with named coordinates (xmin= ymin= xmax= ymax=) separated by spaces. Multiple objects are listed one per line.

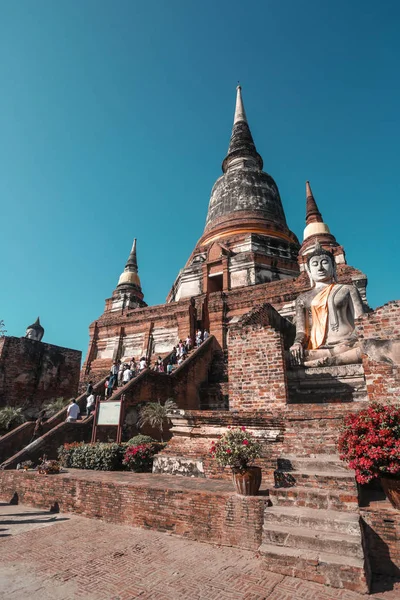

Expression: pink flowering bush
xmin=338 ymin=402 xmax=400 ymax=484
xmin=123 ymin=443 xmax=156 ymax=472
xmin=210 ymin=427 xmax=261 ymax=471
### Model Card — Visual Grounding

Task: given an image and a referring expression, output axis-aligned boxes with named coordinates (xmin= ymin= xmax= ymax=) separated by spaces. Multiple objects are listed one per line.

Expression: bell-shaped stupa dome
xmin=200 ymin=86 xmax=297 ymax=248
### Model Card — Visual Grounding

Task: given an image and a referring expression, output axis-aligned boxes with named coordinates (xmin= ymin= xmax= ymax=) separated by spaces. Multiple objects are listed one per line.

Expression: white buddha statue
xmin=25 ymin=317 xmax=44 ymax=342
xmin=290 ymin=243 xmax=365 ymax=367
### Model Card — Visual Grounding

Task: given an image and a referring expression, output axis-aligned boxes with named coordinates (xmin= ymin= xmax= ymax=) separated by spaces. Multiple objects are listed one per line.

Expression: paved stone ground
xmin=0 ymin=503 xmax=399 ymax=600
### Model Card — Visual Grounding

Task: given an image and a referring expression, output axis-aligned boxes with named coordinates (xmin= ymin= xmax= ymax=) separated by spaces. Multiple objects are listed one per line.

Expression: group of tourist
xmin=103 ymin=356 xmax=148 ymax=398
xmin=78 ymin=329 xmax=211 ymax=413
xmin=102 ymin=329 xmax=210 ymax=385
xmin=28 ymin=328 xmax=212 ymax=442
xmin=164 ymin=329 xmax=209 ymax=374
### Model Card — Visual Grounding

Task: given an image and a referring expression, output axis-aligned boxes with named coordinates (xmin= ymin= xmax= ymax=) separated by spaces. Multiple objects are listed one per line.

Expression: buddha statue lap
xmin=290 ymin=243 xmax=365 ymax=368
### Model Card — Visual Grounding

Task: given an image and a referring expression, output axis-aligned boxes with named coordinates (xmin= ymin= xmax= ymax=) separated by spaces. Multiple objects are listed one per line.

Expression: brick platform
xmin=0 ymin=469 xmax=269 ymax=552
xmin=1 ymin=502 xmax=400 ymax=599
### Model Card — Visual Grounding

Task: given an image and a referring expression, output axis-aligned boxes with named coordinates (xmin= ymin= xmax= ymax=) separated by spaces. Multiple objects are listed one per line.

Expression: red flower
xmin=339 ymin=402 xmax=400 ymax=484
xmin=242 ymin=439 xmax=249 ymax=445
xmin=241 ymin=426 xmax=246 ymax=431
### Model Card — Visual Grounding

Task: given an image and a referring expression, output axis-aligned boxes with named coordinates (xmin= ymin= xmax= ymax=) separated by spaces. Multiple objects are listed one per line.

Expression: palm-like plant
xmin=44 ymin=397 xmax=69 ymax=417
xmin=0 ymin=406 xmax=25 ymax=432
xmin=137 ymin=399 xmax=178 ymax=442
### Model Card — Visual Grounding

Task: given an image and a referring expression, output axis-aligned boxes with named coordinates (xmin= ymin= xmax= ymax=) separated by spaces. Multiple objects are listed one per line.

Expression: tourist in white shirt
xmin=123 ymin=366 xmax=133 ymax=384
xmin=66 ymin=399 xmax=80 ymax=422
xmin=139 ymin=357 xmax=147 ymax=371
xmin=86 ymin=393 xmax=95 ymax=417
xmin=118 ymin=363 xmax=125 ymax=386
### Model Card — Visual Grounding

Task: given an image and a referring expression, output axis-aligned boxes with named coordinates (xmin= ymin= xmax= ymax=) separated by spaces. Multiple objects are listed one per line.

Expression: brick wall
xmin=0 ymin=469 xmax=268 ymax=552
xmin=361 ymin=503 xmax=400 ymax=577
xmin=0 ymin=337 xmax=81 ymax=416
xmin=356 ymin=301 xmax=400 ymax=402
xmin=228 ymin=304 xmax=289 ymax=411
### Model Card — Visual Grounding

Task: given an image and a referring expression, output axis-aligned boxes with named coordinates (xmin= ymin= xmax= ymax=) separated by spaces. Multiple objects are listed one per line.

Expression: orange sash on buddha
xmin=309 ymin=284 xmax=335 ymax=349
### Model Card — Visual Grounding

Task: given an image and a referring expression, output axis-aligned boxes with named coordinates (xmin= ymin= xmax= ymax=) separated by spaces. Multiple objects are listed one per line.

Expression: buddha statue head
xmin=306 ymin=242 xmax=336 ymax=286
xmin=25 ymin=317 xmax=44 ymax=342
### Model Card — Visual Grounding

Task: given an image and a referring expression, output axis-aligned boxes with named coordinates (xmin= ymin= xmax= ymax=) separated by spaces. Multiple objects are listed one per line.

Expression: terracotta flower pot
xmin=232 ymin=466 xmax=262 ymax=496
xmin=381 ymin=476 xmax=400 ymax=510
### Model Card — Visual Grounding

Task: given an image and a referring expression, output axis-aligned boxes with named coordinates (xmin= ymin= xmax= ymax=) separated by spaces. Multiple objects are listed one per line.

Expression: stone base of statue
xmin=287 ymin=363 xmax=368 ymax=404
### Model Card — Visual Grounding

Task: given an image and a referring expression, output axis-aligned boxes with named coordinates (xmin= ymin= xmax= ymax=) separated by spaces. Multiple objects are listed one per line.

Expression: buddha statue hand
xmin=289 ymin=341 xmax=304 ymax=366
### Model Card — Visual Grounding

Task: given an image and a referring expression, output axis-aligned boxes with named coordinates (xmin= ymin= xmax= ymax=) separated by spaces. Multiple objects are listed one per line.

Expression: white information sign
xmin=97 ymin=401 xmax=122 ymax=426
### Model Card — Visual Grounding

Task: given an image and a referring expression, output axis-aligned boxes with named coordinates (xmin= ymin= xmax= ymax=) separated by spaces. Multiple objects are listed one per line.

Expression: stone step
xmin=280 ymin=432 xmax=340 ymax=456
xmin=288 ymin=392 xmax=368 ymax=404
xmin=262 ymin=522 xmax=363 ymax=559
xmin=280 ymin=444 xmax=339 ymax=457
xmin=284 ymin=424 xmax=341 ymax=433
xmin=274 ymin=469 xmax=356 ymax=491
xmin=277 ymin=454 xmax=347 ymax=472
xmin=263 ymin=505 xmax=361 ymax=535
xmin=285 ymin=402 xmax=360 ymax=417
xmin=269 ymin=486 xmax=358 ymax=512
xmin=258 ymin=543 xmax=370 ymax=593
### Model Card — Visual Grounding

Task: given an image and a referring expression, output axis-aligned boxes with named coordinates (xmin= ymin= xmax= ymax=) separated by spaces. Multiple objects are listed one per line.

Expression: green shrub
xmin=44 ymin=397 xmax=69 ymax=417
xmin=127 ymin=434 xmax=155 ymax=446
xmin=58 ymin=442 xmax=126 ymax=471
xmin=0 ymin=406 xmax=25 ymax=432
xmin=58 ymin=442 xmax=83 ymax=468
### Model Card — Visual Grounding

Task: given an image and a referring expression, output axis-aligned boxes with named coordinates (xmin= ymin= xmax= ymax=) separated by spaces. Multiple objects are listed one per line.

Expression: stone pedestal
xmin=154 ymin=410 xmax=283 ymax=480
xmin=287 ymin=364 xmax=367 ymax=404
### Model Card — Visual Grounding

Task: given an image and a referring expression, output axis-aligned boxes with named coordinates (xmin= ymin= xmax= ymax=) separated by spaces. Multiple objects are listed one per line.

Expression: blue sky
xmin=1 ymin=0 xmax=399 ymax=357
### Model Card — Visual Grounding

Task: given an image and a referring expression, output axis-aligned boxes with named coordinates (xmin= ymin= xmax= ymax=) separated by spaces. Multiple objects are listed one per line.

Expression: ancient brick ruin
xmin=0 ymin=335 xmax=81 ymax=417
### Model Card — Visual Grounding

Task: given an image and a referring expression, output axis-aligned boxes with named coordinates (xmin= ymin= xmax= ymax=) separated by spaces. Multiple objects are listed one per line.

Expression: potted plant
xmin=37 ymin=456 xmax=61 ymax=475
xmin=338 ymin=402 xmax=400 ymax=509
xmin=20 ymin=460 xmax=34 ymax=471
xmin=211 ymin=427 xmax=262 ymax=495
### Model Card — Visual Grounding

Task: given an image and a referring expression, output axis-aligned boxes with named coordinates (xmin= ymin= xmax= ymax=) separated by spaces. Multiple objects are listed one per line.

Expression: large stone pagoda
xmin=167 ymin=86 xmax=300 ymax=302
xmin=82 ymin=85 xmax=370 ymax=380
xmin=1 ymin=86 xmax=399 ymax=594
xmin=76 ymin=86 xmax=400 ymax=592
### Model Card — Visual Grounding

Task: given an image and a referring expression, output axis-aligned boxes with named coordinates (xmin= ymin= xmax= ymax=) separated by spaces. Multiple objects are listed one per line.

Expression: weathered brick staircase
xmin=0 ymin=337 xmax=217 ymax=468
xmin=259 ymin=404 xmax=371 ymax=593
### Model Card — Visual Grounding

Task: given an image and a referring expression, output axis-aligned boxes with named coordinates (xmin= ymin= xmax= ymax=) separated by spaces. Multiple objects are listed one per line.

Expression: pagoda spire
xmin=303 ymin=181 xmax=331 ymax=241
xmin=305 ymin=181 xmax=323 ymax=225
xmin=222 ymin=85 xmax=263 ymax=173
xmin=117 ymin=238 xmax=142 ymax=292
xmin=298 ymin=180 xmax=346 ymax=269
xmin=125 ymin=238 xmax=138 ymax=270
xmin=233 ymin=84 xmax=248 ymax=124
